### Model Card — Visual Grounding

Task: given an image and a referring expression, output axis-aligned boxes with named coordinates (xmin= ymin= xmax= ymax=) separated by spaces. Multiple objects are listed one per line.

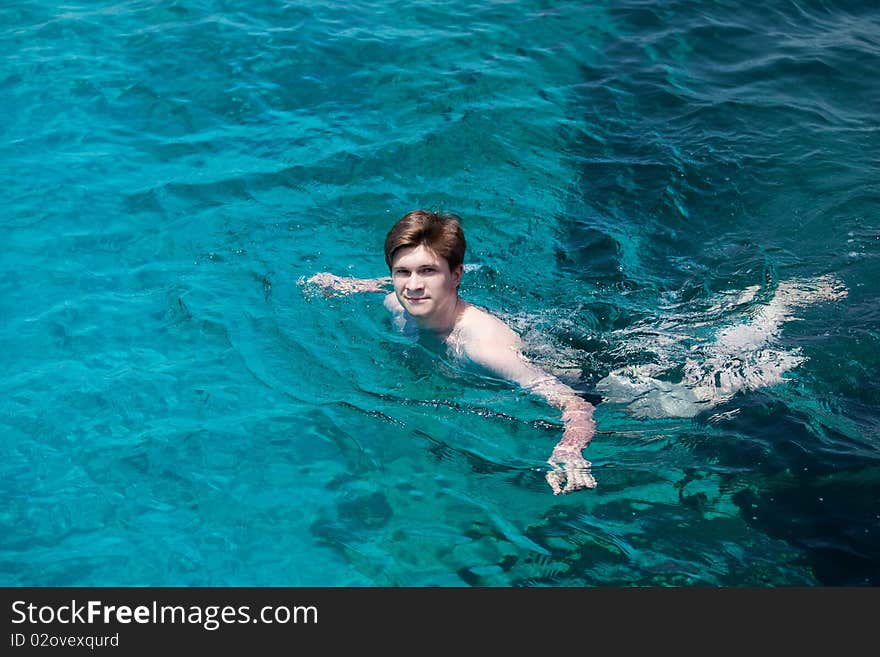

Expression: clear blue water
xmin=2 ymin=0 xmax=878 ymax=586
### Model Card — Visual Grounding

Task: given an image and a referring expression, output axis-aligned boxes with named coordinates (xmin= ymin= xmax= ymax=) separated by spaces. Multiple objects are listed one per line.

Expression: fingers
xmin=563 ymin=468 xmax=597 ymax=492
xmin=545 ymin=468 xmax=564 ymax=495
xmin=303 ymin=273 xmax=343 ymax=298
xmin=545 ymin=462 xmax=596 ymax=495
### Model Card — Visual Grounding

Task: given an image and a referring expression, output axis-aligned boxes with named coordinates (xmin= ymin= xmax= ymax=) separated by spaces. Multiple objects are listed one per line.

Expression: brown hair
xmin=384 ymin=210 xmax=466 ymax=272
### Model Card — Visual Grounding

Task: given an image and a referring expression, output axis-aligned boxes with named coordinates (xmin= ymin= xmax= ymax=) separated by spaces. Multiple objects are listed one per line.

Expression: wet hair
xmin=383 ymin=210 xmax=466 ymax=272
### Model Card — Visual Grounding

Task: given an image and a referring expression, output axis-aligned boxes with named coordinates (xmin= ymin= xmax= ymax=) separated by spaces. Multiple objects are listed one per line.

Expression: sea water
xmin=1 ymin=0 xmax=878 ymax=586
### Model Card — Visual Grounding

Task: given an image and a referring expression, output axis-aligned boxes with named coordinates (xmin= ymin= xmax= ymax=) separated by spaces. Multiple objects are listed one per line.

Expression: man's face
xmin=390 ymin=244 xmax=462 ymax=326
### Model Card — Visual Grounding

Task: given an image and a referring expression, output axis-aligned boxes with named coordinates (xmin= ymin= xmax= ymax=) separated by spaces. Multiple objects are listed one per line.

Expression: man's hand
xmin=303 ymin=273 xmax=388 ymax=297
xmin=305 ymin=273 xmax=354 ymax=297
xmin=545 ymin=403 xmax=597 ymax=494
xmin=546 ymin=446 xmax=596 ymax=494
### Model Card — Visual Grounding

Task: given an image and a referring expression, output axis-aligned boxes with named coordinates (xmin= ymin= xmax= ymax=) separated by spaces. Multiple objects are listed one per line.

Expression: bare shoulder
xmin=384 ymin=292 xmax=404 ymax=314
xmin=453 ymin=303 xmax=536 ymax=383
xmin=457 ymin=303 xmax=522 ymax=348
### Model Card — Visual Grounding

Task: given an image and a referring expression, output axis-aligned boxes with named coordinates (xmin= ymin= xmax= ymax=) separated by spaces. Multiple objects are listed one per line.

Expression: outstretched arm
xmin=462 ymin=322 xmax=597 ymax=494
xmin=529 ymin=372 xmax=597 ymax=495
xmin=304 ymin=272 xmax=391 ymax=297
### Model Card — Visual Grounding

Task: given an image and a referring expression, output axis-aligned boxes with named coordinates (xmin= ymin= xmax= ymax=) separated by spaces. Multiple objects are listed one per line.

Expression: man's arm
xmin=304 ymin=272 xmax=391 ymax=297
xmin=461 ymin=319 xmax=597 ymax=494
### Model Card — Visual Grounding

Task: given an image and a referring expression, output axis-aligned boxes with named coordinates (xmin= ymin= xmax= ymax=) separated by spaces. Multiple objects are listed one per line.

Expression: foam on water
xmin=597 ymin=276 xmax=849 ymax=418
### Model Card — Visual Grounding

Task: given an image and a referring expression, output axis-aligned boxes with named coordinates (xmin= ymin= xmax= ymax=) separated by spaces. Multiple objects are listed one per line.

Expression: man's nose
xmin=406 ymin=272 xmax=424 ymax=288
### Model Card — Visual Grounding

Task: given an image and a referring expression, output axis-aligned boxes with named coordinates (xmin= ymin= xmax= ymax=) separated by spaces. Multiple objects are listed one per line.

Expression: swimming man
xmin=306 ymin=209 xmax=597 ymax=495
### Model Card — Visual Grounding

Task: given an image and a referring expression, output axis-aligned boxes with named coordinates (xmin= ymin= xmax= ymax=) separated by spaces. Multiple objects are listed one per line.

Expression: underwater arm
xmin=304 ymin=272 xmax=391 ymax=297
xmin=464 ymin=337 xmax=597 ymax=494
xmin=531 ymin=375 xmax=597 ymax=495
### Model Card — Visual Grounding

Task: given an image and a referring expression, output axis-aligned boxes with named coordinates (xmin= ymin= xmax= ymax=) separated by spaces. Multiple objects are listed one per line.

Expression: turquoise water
xmin=2 ymin=0 xmax=878 ymax=586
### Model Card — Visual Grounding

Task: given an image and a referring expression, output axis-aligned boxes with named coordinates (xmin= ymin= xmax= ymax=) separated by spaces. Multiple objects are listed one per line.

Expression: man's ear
xmin=452 ymin=264 xmax=463 ymax=287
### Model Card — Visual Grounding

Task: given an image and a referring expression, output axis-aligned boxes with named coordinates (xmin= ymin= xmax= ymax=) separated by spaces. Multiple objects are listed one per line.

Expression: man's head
xmin=384 ymin=210 xmax=466 ymax=275
xmin=385 ymin=210 xmax=466 ymax=328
